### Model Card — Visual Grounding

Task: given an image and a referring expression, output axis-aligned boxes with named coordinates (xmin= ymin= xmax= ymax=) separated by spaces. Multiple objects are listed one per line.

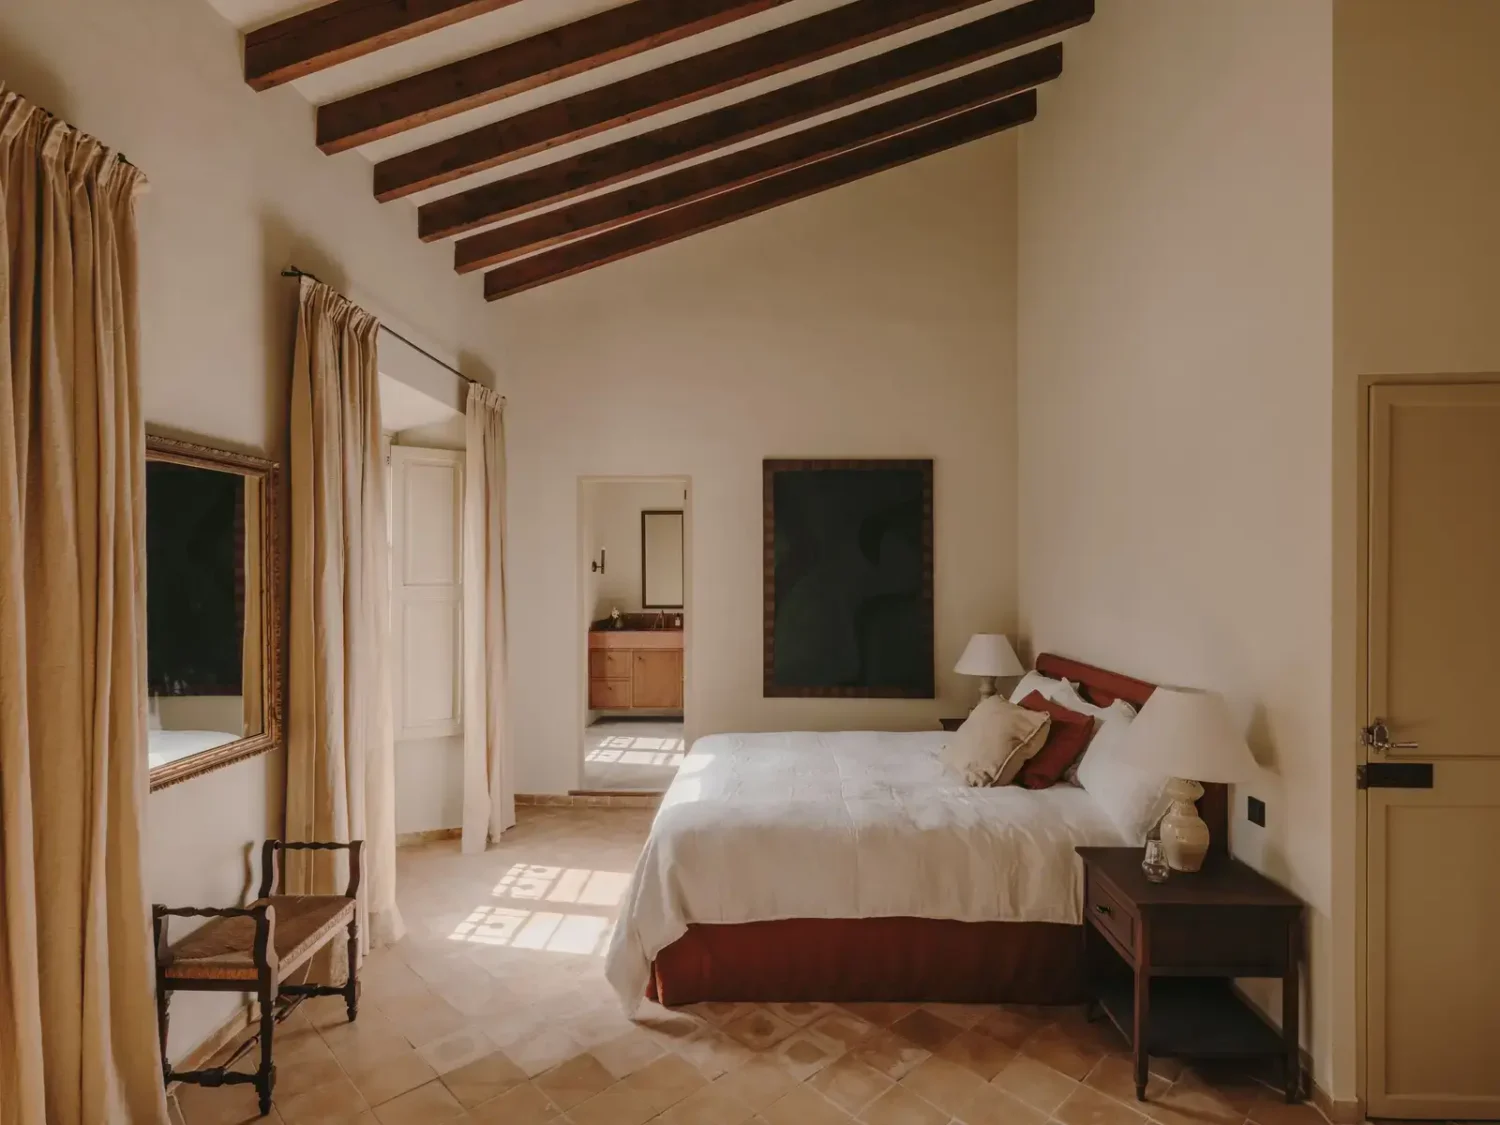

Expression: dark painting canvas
xmin=763 ymin=459 xmax=934 ymax=698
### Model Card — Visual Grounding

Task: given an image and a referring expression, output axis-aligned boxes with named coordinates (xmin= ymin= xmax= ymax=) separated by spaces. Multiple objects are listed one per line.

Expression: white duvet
xmin=604 ymin=729 xmax=1126 ymax=1010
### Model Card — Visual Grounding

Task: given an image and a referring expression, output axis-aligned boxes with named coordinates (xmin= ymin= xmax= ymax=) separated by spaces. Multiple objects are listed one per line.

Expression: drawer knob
xmin=1094 ymin=903 xmax=1111 ymax=917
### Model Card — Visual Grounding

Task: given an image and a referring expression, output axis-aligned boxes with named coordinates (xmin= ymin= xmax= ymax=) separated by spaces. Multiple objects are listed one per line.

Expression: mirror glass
xmin=145 ymin=438 xmax=277 ymax=786
xmin=641 ymin=509 xmax=684 ymax=609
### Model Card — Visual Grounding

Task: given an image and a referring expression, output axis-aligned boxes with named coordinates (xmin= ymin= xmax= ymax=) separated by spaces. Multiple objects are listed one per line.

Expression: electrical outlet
xmin=1246 ymin=795 xmax=1266 ymax=827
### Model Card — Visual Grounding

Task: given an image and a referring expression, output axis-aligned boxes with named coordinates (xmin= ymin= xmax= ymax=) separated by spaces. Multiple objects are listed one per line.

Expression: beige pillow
xmin=938 ymin=697 xmax=1052 ymax=787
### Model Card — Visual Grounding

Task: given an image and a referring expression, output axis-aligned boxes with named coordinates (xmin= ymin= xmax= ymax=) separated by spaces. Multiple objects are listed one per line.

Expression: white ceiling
xmin=205 ymin=0 xmax=1064 ymax=239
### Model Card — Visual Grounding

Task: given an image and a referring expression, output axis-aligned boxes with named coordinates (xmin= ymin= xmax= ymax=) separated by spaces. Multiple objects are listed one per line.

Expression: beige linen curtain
xmin=461 ymin=382 xmax=514 ymax=852
xmin=0 ymin=87 xmax=169 ymax=1125
xmin=286 ymin=277 xmax=403 ymax=947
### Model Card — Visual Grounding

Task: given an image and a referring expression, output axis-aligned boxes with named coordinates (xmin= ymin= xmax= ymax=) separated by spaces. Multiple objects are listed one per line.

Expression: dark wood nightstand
xmin=939 ymin=716 xmax=966 ymax=732
xmin=1075 ymin=846 xmax=1304 ymax=1104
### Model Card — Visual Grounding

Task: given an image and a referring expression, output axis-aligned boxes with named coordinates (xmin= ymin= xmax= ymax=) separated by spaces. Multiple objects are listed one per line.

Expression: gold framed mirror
xmin=146 ymin=435 xmax=281 ymax=790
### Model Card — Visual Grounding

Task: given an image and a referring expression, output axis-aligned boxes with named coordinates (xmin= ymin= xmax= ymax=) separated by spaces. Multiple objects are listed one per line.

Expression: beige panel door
xmin=1366 ymin=382 xmax=1500 ymax=1120
xmin=391 ymin=446 xmax=464 ymax=740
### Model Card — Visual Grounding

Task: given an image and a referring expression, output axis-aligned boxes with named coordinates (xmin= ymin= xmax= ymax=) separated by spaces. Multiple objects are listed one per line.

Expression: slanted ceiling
xmin=224 ymin=0 xmax=1094 ymax=298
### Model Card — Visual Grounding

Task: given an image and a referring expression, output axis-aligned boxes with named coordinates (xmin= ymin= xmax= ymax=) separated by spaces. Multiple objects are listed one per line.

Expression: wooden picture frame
xmin=763 ymin=458 xmax=934 ymax=698
xmin=146 ymin=434 xmax=282 ymax=791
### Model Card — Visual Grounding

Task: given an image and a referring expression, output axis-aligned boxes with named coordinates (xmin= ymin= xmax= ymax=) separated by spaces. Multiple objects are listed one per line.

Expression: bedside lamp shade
xmin=1127 ymin=687 xmax=1257 ymax=872
xmin=955 ymin=634 xmax=1024 ymax=702
xmin=1128 ymin=688 xmax=1257 ymax=783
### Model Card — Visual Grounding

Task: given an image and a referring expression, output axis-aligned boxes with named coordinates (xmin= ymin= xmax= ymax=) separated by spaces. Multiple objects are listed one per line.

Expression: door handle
xmin=1361 ymin=719 xmax=1419 ymax=755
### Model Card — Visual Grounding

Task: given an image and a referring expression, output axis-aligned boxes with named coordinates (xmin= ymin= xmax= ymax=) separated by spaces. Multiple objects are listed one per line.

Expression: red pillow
xmin=1014 ymin=691 xmax=1095 ymax=789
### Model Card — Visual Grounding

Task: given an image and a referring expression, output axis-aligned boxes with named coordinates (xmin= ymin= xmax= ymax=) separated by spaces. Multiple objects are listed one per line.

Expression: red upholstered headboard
xmin=1034 ymin=653 xmax=1229 ymax=857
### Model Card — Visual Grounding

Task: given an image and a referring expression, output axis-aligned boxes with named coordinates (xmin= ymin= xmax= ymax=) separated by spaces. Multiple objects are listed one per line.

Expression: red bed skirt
xmin=647 ymin=918 xmax=1088 ymax=1007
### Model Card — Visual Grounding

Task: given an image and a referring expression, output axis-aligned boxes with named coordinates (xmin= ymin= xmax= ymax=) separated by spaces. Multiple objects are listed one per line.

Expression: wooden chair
xmin=153 ymin=840 xmax=362 ymax=1116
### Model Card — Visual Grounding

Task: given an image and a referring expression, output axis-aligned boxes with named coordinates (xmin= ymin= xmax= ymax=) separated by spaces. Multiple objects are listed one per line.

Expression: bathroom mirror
xmin=641 ymin=509 xmax=684 ymax=609
xmin=145 ymin=435 xmax=281 ymax=790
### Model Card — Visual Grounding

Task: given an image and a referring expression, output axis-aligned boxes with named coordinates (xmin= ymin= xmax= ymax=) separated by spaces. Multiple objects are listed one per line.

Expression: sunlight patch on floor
xmin=447 ymin=864 xmax=630 ymax=954
xmin=586 ymin=736 xmax=686 ymax=768
xmin=491 ymin=863 xmax=631 ymax=906
xmin=448 ymin=904 xmax=614 ymax=955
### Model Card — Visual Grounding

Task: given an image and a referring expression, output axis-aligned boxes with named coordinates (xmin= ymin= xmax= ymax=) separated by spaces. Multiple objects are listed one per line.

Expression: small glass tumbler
xmin=1141 ymin=839 xmax=1170 ymax=884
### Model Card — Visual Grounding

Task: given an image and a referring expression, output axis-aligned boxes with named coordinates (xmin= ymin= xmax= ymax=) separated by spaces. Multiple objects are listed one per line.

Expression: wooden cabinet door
xmin=590 ymin=679 xmax=631 ymax=710
xmin=632 ymin=650 xmax=681 ymax=709
xmin=589 ymin=650 xmax=631 ymax=680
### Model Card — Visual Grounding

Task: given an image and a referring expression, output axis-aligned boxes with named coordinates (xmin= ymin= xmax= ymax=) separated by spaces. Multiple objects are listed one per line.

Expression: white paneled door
xmin=391 ymin=447 xmax=464 ymax=740
xmin=1364 ymin=382 xmax=1500 ymax=1119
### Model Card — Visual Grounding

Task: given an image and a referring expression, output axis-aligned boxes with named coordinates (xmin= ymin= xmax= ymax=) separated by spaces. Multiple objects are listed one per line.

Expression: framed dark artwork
xmin=763 ymin=459 xmax=934 ymax=698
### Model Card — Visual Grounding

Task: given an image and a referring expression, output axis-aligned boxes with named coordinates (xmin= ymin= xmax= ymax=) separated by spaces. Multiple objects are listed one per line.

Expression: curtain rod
xmin=281 ymin=267 xmax=483 ymax=390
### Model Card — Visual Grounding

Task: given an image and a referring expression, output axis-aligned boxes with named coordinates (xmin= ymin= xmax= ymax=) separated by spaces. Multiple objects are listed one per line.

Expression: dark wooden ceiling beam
xmin=244 ymin=0 xmax=524 ymax=91
xmin=376 ymin=0 xmax=1021 ymax=200
xmin=456 ymin=50 xmax=1059 ymax=273
xmin=317 ymin=0 xmax=796 ymax=154
xmin=483 ymin=93 xmax=1036 ymax=301
xmin=419 ymin=0 xmax=1091 ymax=239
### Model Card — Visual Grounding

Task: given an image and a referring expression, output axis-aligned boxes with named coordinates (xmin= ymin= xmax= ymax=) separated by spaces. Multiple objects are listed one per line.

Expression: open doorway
xmin=578 ymin=478 xmax=690 ymax=792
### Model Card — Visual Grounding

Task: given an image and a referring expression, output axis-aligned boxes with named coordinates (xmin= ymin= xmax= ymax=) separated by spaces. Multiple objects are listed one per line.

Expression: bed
xmin=147 ymin=728 xmax=240 ymax=769
xmin=604 ymin=654 xmax=1227 ymax=1010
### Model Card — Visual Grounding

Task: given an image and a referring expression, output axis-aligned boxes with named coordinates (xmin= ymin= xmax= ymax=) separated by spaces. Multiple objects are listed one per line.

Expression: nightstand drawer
xmin=1150 ymin=906 xmax=1294 ymax=975
xmin=1086 ymin=870 xmax=1137 ymax=958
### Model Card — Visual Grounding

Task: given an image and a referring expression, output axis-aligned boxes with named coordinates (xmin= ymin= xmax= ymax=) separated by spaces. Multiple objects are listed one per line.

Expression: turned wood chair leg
xmin=344 ymin=917 xmax=360 ymax=1021
xmin=156 ymin=986 xmax=172 ymax=1085
xmin=152 ymin=905 xmax=172 ymax=1086
xmin=256 ymin=982 xmax=275 ymax=1116
xmin=344 ymin=839 xmax=363 ymax=1022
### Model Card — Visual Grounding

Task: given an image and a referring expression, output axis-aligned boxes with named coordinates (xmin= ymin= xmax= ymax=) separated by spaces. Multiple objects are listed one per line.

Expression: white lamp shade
xmin=1126 ymin=687 xmax=1258 ymax=783
xmin=954 ymin=634 xmax=1025 ymax=678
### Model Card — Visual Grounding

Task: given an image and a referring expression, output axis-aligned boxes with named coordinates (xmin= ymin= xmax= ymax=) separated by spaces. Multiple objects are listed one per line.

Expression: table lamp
xmin=1126 ymin=686 xmax=1258 ymax=872
xmin=954 ymin=634 xmax=1025 ymax=703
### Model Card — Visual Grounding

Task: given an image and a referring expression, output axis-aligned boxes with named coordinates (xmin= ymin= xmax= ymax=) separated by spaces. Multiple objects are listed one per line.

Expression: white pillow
xmin=939 ymin=697 xmax=1051 ymax=787
xmin=1007 ymin=670 xmax=1073 ymax=706
xmin=1049 ymin=679 xmax=1138 ymax=725
xmin=1075 ymin=709 xmax=1172 ymax=845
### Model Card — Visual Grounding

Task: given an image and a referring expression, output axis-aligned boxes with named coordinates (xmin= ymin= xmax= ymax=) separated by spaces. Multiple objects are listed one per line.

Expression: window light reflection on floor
xmin=490 ymin=863 xmax=631 ymax=906
xmin=446 ymin=863 xmax=630 ymax=955
xmin=449 ymin=906 xmax=615 ymax=955
xmin=585 ymin=735 xmax=686 ymax=768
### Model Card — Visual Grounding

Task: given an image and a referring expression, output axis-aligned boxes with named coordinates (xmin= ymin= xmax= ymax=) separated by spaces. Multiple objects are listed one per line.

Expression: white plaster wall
xmin=494 ymin=135 xmax=1022 ymax=796
xmin=586 ymin=480 xmax=690 ymax=620
xmin=1015 ymin=0 xmax=1336 ymax=1090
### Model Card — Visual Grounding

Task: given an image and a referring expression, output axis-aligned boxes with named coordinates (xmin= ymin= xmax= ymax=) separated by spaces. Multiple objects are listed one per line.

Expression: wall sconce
xmin=591 ymin=549 xmax=606 ymax=574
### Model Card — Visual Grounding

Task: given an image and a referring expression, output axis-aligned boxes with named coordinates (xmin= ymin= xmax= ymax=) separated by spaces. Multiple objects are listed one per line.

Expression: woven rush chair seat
xmin=163 ymin=895 xmax=356 ymax=983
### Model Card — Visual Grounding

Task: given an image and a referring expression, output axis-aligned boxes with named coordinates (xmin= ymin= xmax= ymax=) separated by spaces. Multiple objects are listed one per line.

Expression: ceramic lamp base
xmin=1159 ymin=777 xmax=1210 ymax=872
xmin=975 ymin=677 xmax=997 ymax=702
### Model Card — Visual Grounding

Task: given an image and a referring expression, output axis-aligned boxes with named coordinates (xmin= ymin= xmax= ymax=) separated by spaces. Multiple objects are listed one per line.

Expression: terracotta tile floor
xmin=172 ymin=807 xmax=1328 ymax=1125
